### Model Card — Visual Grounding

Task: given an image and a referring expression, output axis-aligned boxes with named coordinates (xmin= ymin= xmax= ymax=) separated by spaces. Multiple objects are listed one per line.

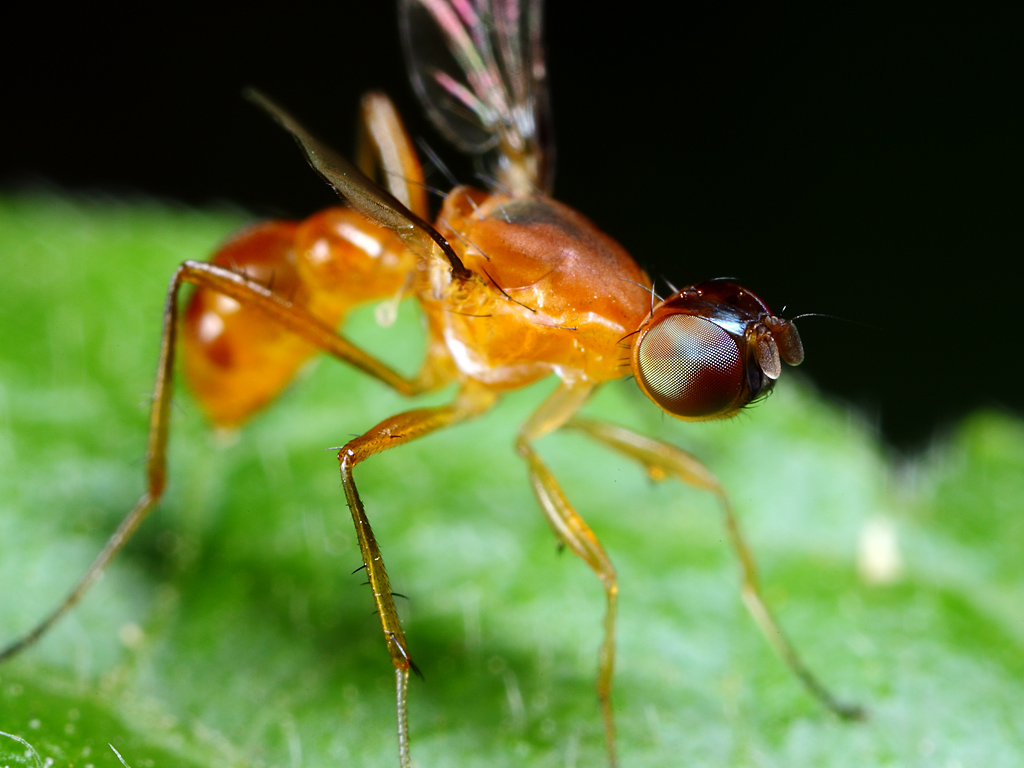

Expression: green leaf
xmin=1 ymin=194 xmax=1021 ymax=767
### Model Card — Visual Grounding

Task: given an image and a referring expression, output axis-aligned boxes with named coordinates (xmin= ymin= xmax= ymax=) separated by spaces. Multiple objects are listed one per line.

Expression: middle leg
xmin=337 ymin=380 xmax=498 ymax=768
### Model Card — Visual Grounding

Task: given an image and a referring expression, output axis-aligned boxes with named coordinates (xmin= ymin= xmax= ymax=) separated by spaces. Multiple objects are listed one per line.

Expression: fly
xmin=0 ymin=1 xmax=862 ymax=766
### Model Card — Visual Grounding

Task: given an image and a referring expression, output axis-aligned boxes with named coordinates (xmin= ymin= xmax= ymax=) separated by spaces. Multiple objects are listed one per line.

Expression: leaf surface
xmin=1 ymin=195 xmax=1021 ymax=767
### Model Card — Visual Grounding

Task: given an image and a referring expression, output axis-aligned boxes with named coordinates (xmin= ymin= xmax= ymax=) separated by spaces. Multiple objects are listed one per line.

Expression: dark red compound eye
xmin=635 ymin=314 xmax=744 ymax=418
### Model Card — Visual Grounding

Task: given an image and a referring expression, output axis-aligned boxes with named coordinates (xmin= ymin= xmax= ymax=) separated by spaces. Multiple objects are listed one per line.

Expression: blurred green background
xmin=1 ymin=196 xmax=1022 ymax=766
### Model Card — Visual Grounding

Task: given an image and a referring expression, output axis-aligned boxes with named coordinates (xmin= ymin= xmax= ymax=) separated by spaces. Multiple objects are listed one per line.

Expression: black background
xmin=4 ymin=4 xmax=1021 ymax=450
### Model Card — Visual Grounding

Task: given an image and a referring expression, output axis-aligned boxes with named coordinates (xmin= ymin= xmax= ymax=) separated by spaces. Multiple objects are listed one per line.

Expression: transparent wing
xmin=399 ymin=0 xmax=553 ymax=196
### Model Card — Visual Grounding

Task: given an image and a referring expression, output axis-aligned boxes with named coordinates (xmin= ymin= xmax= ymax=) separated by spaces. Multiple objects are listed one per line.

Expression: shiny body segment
xmin=429 ymin=188 xmax=654 ymax=388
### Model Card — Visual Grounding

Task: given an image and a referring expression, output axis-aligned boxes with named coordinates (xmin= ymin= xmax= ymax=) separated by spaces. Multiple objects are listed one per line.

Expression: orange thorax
xmin=421 ymin=187 xmax=654 ymax=389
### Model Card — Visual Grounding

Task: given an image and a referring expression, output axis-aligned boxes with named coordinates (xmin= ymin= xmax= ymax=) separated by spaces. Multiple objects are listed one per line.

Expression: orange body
xmin=430 ymin=189 xmax=652 ymax=388
xmin=183 ymin=187 xmax=653 ymax=425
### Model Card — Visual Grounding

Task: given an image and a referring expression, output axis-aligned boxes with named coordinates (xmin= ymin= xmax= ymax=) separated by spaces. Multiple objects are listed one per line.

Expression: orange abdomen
xmin=182 ymin=208 xmax=413 ymax=426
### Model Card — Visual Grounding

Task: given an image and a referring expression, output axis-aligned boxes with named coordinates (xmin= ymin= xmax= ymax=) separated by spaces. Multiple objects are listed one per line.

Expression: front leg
xmin=564 ymin=415 xmax=865 ymax=721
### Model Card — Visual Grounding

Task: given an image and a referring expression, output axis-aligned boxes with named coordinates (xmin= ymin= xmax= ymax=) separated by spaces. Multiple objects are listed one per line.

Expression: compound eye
xmin=635 ymin=315 xmax=744 ymax=418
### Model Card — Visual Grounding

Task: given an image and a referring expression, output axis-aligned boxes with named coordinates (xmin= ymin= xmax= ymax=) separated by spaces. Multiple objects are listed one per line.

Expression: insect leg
xmin=564 ymin=416 xmax=865 ymax=720
xmin=357 ymin=92 xmax=429 ymax=218
xmin=0 ymin=258 xmax=450 ymax=664
xmin=179 ymin=260 xmax=449 ymax=396
xmin=0 ymin=259 xmax=181 ymax=663
xmin=337 ymin=381 xmax=498 ymax=768
xmin=513 ymin=383 xmax=622 ymax=767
